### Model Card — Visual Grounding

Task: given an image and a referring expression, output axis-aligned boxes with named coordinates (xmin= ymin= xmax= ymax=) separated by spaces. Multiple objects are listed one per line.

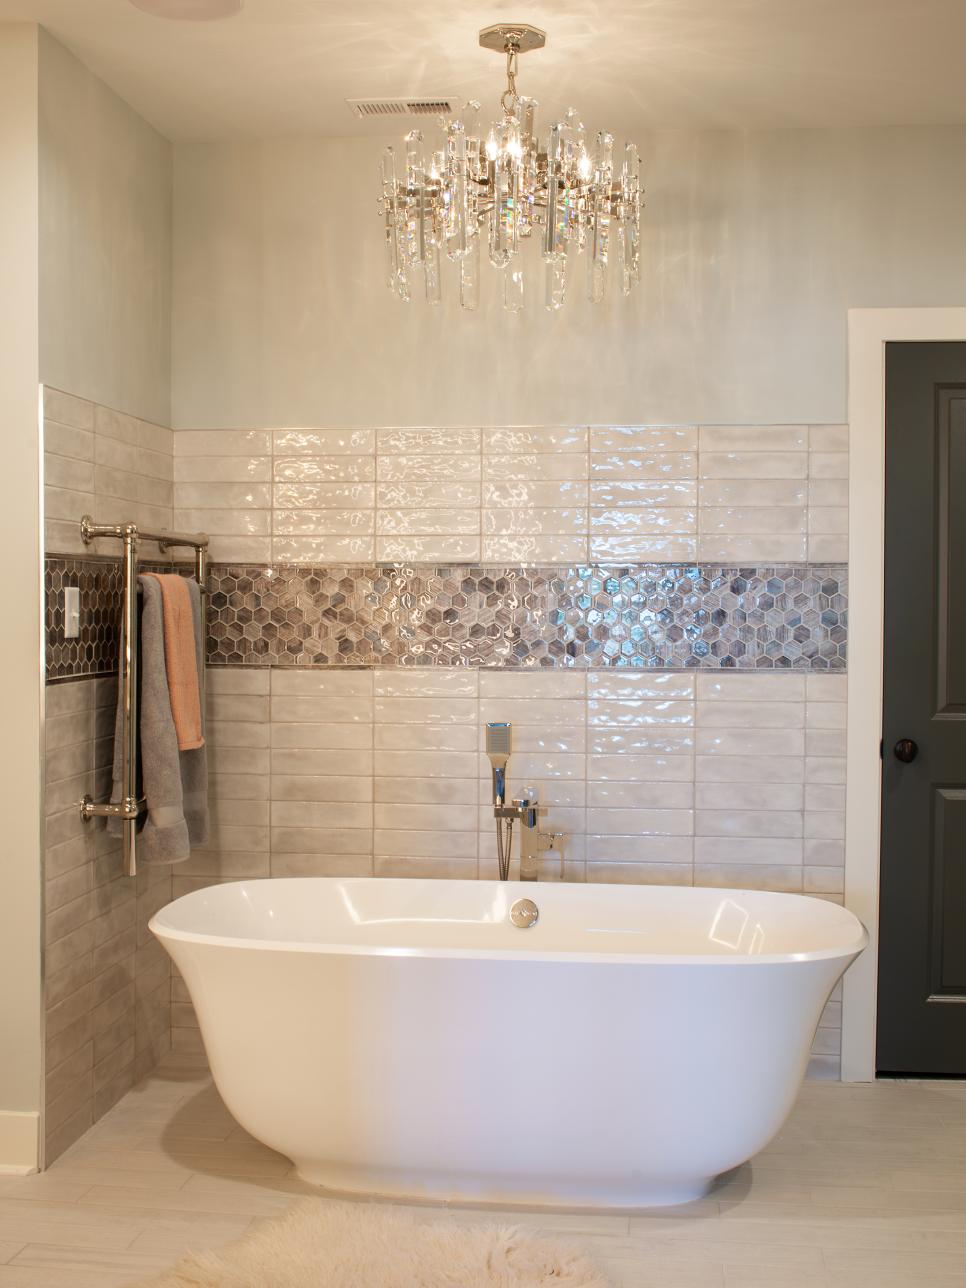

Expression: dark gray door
xmin=877 ymin=342 xmax=966 ymax=1075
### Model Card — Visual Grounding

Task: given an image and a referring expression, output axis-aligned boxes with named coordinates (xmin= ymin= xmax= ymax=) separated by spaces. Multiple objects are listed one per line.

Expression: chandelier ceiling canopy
xmin=378 ymin=22 xmax=643 ymax=313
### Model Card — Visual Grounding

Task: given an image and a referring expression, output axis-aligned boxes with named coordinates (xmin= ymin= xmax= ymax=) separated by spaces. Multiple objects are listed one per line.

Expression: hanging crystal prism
xmin=503 ymin=263 xmax=524 ymax=312
xmin=460 ymin=232 xmax=480 ymax=309
xmin=381 ymin=147 xmax=409 ymax=301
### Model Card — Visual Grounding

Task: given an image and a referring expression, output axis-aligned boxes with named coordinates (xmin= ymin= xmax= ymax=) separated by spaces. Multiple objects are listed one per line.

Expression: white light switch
xmin=64 ymin=586 xmax=81 ymax=639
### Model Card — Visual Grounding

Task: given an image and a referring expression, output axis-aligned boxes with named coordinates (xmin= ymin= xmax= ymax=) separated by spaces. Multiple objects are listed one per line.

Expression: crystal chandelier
xmin=378 ymin=23 xmax=642 ymax=312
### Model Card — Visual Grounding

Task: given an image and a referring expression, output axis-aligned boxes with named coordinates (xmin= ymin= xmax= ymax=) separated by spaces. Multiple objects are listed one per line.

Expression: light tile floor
xmin=1 ymin=1058 xmax=965 ymax=1287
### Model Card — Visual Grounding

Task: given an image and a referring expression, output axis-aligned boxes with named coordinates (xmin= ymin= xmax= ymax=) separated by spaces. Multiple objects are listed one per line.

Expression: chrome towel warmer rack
xmin=77 ymin=515 xmax=209 ymax=877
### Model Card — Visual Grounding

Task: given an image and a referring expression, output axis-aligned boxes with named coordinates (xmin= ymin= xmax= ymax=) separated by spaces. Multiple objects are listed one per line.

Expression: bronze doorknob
xmin=894 ymin=739 xmax=919 ymax=763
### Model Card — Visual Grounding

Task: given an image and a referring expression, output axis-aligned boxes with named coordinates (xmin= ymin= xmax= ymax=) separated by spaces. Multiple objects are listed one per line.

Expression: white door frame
xmin=842 ymin=307 xmax=966 ymax=1081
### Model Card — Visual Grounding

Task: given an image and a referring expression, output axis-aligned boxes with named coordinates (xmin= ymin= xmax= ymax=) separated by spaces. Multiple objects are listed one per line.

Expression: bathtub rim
xmin=150 ymin=877 xmax=869 ymax=968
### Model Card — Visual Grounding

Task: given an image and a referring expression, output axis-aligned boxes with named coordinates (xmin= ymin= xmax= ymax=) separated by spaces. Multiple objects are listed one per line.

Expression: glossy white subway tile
xmin=271 ymin=801 xmax=372 ymax=829
xmin=701 ymin=506 xmax=806 ymax=535
xmin=590 ymin=479 xmax=698 ymax=507
xmin=375 ymin=724 xmax=477 ymax=751
xmin=271 ymin=670 xmax=372 ymax=697
xmin=378 ymin=427 xmax=480 ymax=455
xmin=590 ymin=452 xmax=697 ymax=481
xmin=274 ymin=455 xmax=375 ymax=482
xmin=696 ymin=810 xmax=803 ymax=838
xmin=173 ymin=509 xmax=270 ymax=536
xmin=694 ymin=863 xmax=803 ymax=891
xmin=698 ymin=535 xmax=808 ymax=561
xmin=697 ymin=673 xmax=805 ymax=701
xmin=809 ymin=451 xmax=849 ymax=479
xmin=591 ymin=426 xmax=697 ymax=452
xmin=697 ymin=700 xmax=805 ymax=729
xmin=589 ymin=506 xmax=696 ymax=534
xmin=588 ymin=672 xmax=695 ymax=699
xmin=807 ymin=478 xmax=849 ymax=509
xmin=484 ymin=453 xmax=587 ymax=482
xmin=270 ymin=749 xmax=374 ymax=776
xmin=175 ymin=482 xmax=272 ymax=510
xmin=274 ymin=429 xmax=375 ymax=455
xmin=272 ymin=722 xmax=372 ymax=750
xmin=375 ymin=750 xmax=479 ymax=778
xmin=272 ymin=536 xmax=375 ymax=562
xmin=809 ymin=424 xmax=849 ymax=451
xmin=376 ymin=535 xmax=480 ymax=561
xmin=482 ymin=534 xmax=587 ymax=561
xmin=588 ymin=781 xmax=693 ymax=809
xmin=696 ymin=728 xmax=805 ymax=756
xmin=805 ymin=839 xmax=845 ymax=865
xmin=694 ymin=837 xmax=804 ymax=864
xmin=695 ymin=753 xmax=804 ymax=783
xmin=271 ymin=696 xmax=372 ymax=724
xmin=590 ymin=728 xmax=695 ymax=754
xmin=376 ymin=696 xmax=477 ymax=724
xmin=273 ymin=483 xmax=375 ymax=509
xmin=273 ymin=509 xmax=374 ymax=535
xmin=376 ymin=775 xmax=479 ymax=807
xmin=479 ymin=697 xmax=585 ymax=727
xmin=375 ymin=671 xmax=477 ymax=697
xmin=176 ymin=430 xmax=272 ymax=456
xmin=696 ymin=782 xmax=805 ymax=812
xmin=380 ymin=480 xmax=481 ymax=508
xmin=698 ymin=478 xmax=807 ymax=507
xmin=379 ymin=454 xmax=481 ymax=482
xmin=587 ymin=834 xmax=693 ymax=863
xmin=699 ymin=426 xmax=807 ymax=451
xmin=378 ymin=507 xmax=479 ymax=535
xmin=591 ymin=534 xmax=699 ymax=560
xmin=374 ymin=829 xmax=478 ymax=859
xmin=808 ymin=534 xmax=848 ymax=559
xmin=480 ymin=671 xmax=585 ymax=699
xmin=206 ymin=536 xmax=273 ymax=562
xmin=588 ymin=753 xmax=694 ymax=782
xmin=482 ymin=480 xmax=587 ymax=507
xmin=699 ymin=451 xmax=807 ymax=479
xmin=484 ymin=426 xmax=586 ymax=454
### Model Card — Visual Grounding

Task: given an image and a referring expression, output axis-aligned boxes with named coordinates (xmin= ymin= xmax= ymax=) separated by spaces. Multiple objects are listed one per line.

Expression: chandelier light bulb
xmin=378 ymin=23 xmax=643 ymax=312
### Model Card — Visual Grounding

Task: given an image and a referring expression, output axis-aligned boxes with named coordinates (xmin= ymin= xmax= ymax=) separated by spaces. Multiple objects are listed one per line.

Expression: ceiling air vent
xmin=347 ymin=97 xmax=457 ymax=120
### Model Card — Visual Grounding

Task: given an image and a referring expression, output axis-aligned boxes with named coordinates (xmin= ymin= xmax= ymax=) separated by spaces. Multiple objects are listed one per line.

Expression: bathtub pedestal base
xmin=292 ymin=1161 xmax=714 ymax=1210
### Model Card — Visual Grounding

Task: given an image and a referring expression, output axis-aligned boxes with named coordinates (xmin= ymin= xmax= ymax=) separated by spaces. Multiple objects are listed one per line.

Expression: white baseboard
xmin=0 ymin=1110 xmax=39 ymax=1173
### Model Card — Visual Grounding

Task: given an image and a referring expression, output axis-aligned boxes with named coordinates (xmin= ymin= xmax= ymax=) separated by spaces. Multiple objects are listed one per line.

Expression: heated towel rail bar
xmin=77 ymin=515 xmax=209 ymax=877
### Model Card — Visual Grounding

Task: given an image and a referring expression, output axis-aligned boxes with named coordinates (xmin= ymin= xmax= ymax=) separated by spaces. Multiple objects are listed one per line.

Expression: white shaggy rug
xmin=136 ymin=1199 xmax=610 ymax=1288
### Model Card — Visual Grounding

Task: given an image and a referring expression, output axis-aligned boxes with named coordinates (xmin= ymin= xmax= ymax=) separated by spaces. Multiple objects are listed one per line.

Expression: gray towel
xmin=109 ymin=575 xmax=209 ymax=863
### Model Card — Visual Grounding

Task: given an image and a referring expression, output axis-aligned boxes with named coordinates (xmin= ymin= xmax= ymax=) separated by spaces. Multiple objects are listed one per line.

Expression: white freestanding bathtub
xmin=151 ymin=878 xmax=866 ymax=1208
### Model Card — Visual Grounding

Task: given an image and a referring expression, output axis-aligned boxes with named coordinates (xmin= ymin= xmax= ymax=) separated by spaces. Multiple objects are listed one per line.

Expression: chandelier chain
xmin=501 ymin=44 xmax=519 ymax=116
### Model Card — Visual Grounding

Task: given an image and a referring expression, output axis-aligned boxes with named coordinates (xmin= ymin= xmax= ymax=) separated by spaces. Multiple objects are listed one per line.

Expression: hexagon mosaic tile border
xmin=46 ymin=557 xmax=847 ymax=680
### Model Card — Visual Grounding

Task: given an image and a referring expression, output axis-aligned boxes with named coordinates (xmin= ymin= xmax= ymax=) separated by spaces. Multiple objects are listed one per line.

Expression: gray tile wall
xmin=41 ymin=385 xmax=177 ymax=1162
xmin=44 ymin=387 xmax=173 ymax=558
xmin=43 ymin=677 xmax=172 ymax=1163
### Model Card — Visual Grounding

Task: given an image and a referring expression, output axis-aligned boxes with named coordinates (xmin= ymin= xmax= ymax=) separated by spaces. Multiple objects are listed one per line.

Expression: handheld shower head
xmin=485 ymin=722 xmax=512 ymax=806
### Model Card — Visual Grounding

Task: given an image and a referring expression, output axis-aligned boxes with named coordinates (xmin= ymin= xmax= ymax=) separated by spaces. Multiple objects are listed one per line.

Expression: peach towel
xmin=146 ymin=573 xmax=204 ymax=752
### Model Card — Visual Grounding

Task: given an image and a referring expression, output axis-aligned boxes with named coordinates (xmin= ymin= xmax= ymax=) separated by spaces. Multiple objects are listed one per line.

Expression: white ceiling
xmin=4 ymin=0 xmax=966 ymax=141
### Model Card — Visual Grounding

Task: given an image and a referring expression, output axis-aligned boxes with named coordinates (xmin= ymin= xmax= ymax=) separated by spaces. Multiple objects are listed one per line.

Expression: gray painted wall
xmin=172 ymin=126 xmax=966 ymax=430
xmin=0 ymin=21 xmax=42 ymax=1147
xmin=39 ymin=30 xmax=172 ymax=427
